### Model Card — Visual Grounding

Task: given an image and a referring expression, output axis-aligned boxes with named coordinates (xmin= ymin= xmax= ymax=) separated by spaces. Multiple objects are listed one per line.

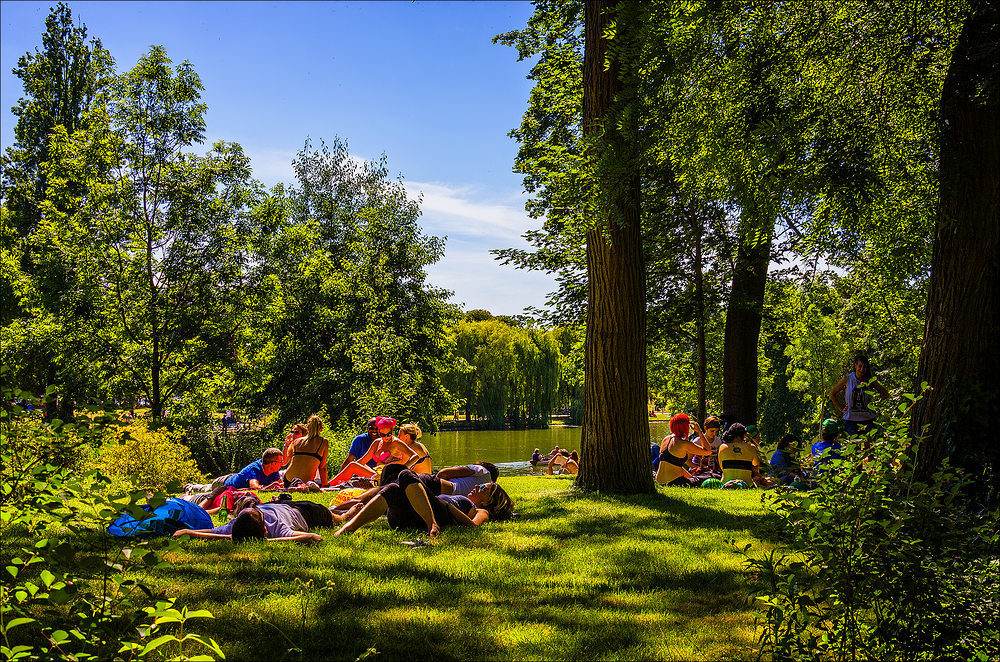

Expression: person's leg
xmin=334 ymin=495 xmax=389 ymax=535
xmin=329 ymin=462 xmax=376 ymax=486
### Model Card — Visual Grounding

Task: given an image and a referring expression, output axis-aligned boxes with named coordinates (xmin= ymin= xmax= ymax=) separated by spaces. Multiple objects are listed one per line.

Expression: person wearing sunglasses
xmin=328 ymin=416 xmax=416 ymax=486
xmin=333 ymin=469 xmax=514 ymax=538
xmin=338 ymin=418 xmax=380 ymax=474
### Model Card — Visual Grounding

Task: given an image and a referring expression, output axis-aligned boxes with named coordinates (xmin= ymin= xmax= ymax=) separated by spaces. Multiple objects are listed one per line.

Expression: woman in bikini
xmin=398 ymin=423 xmax=432 ymax=474
xmin=655 ymin=413 xmax=712 ymax=487
xmin=328 ymin=417 xmax=416 ymax=485
xmin=283 ymin=414 xmax=329 ymax=488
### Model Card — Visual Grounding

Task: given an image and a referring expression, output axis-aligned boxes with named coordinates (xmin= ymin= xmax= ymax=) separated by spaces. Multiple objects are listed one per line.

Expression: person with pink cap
xmin=328 ymin=416 xmax=416 ymax=486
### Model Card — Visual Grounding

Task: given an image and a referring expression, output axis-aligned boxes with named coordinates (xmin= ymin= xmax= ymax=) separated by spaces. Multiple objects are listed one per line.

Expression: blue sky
xmin=1 ymin=0 xmax=557 ymax=316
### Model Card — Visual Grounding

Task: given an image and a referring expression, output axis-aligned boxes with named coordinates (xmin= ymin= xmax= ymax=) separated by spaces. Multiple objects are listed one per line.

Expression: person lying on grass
xmin=184 ymin=448 xmax=284 ymax=493
xmin=435 ymin=461 xmax=499 ymax=495
xmin=174 ymin=495 xmax=326 ymax=544
xmin=333 ymin=469 xmax=513 ymax=538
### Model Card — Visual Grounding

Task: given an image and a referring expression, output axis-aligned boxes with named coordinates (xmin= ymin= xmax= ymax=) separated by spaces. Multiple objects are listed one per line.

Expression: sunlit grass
xmin=143 ymin=477 xmax=778 ymax=660
xmin=10 ymin=477 xmax=779 ymax=660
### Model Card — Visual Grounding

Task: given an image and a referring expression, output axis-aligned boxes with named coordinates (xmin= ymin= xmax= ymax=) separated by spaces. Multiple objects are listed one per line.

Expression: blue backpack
xmin=108 ymin=497 xmax=214 ymax=538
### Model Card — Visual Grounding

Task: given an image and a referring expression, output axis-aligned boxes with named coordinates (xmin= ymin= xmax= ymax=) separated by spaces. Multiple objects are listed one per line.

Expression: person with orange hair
xmin=655 ymin=413 xmax=712 ymax=487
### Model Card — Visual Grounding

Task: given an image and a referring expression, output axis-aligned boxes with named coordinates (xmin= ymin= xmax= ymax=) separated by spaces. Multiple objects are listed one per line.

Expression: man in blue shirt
xmin=184 ymin=448 xmax=284 ymax=493
xmin=339 ymin=418 xmax=379 ymax=473
xmin=812 ymin=419 xmax=844 ymax=473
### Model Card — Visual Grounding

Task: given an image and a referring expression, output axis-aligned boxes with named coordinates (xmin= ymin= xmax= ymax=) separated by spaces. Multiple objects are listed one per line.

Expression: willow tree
xmin=448 ymin=318 xmax=560 ymax=429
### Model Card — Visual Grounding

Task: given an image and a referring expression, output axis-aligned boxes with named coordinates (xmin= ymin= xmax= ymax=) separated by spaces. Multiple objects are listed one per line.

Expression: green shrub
xmin=1 ymin=376 xmax=224 ymax=661
xmin=741 ymin=391 xmax=1000 ymax=661
xmin=87 ymin=422 xmax=204 ymax=491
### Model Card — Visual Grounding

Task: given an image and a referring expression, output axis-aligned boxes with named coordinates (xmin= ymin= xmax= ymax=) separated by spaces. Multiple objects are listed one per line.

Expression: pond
xmin=425 ymin=418 xmax=674 ymax=476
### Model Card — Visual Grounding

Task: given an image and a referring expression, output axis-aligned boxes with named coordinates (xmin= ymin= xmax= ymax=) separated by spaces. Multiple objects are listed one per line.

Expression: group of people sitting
xmin=530 ymin=446 xmax=580 ymax=475
xmin=652 ymin=412 xmax=853 ymax=490
xmin=175 ymin=415 xmax=515 ymax=544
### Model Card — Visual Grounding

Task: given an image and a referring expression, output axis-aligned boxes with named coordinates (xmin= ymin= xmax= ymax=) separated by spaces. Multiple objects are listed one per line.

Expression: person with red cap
xmin=328 ymin=416 xmax=416 ymax=486
xmin=654 ymin=413 xmax=712 ymax=487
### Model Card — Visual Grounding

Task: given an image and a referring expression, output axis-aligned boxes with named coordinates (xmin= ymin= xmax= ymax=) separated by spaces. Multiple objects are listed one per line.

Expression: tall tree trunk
xmin=911 ymin=2 xmax=999 ymax=479
xmin=576 ymin=0 xmax=653 ymax=494
xmin=692 ymin=206 xmax=707 ymax=425
xmin=722 ymin=208 xmax=775 ymax=425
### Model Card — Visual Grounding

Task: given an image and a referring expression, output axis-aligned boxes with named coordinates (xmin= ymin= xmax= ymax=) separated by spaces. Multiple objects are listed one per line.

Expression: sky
xmin=0 ymin=0 xmax=557 ymax=316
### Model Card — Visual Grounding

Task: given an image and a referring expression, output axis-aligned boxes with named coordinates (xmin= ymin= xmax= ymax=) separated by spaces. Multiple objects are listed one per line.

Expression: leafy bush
xmin=1 ymin=377 xmax=225 ymax=660
xmin=740 ymin=391 xmax=1000 ymax=661
xmin=86 ymin=422 xmax=204 ymax=491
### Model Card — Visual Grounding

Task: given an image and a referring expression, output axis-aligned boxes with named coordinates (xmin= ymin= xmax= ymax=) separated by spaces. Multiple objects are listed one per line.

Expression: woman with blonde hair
xmin=398 ymin=423 xmax=432 ymax=474
xmin=283 ymin=414 xmax=329 ymax=488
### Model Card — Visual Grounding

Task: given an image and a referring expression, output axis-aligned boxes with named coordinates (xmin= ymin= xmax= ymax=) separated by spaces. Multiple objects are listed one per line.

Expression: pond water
xmin=425 ymin=419 xmax=674 ymax=477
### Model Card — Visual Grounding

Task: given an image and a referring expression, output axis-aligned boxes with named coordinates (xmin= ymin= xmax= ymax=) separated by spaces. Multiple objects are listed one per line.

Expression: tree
xmin=910 ymin=0 xmax=999 ymax=480
xmin=39 ymin=46 xmax=261 ymax=419
xmin=1 ymin=3 xmax=114 ymax=418
xmin=247 ymin=138 xmax=459 ymax=433
xmin=575 ymin=0 xmax=654 ymax=494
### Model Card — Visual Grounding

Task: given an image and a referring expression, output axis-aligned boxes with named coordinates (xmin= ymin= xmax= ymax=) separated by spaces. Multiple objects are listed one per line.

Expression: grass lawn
xmin=145 ymin=477 xmax=778 ymax=661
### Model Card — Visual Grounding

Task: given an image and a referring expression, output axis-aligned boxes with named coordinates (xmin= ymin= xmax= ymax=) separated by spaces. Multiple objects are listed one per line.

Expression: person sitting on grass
xmin=717 ymin=423 xmax=762 ymax=488
xmin=770 ymin=434 xmax=806 ymax=484
xmin=184 ymin=448 xmax=284 ymax=493
xmin=398 ymin=423 xmax=432 ymax=474
xmin=283 ymin=414 xmax=330 ymax=489
xmin=333 ymin=469 xmax=514 ymax=537
xmin=655 ymin=413 xmax=712 ymax=487
xmin=548 ymin=450 xmax=579 ymax=475
xmin=338 ymin=418 xmax=379 ymax=473
xmin=174 ymin=496 xmax=324 ymax=544
xmin=812 ymin=418 xmax=844 ymax=473
xmin=329 ymin=417 xmax=416 ymax=486
xmin=689 ymin=416 xmax=723 ymax=479
xmin=531 ymin=448 xmax=542 ymax=466
xmin=281 ymin=423 xmax=307 ymax=465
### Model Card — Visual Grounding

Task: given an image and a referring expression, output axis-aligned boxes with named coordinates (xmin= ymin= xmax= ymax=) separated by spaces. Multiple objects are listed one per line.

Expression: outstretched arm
xmin=173 ymin=529 xmax=230 ymax=539
xmin=447 ymin=504 xmax=489 ymax=527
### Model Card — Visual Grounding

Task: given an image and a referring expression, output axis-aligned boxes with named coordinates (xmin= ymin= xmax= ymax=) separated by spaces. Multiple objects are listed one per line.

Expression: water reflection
xmin=426 ymin=420 xmax=673 ymax=477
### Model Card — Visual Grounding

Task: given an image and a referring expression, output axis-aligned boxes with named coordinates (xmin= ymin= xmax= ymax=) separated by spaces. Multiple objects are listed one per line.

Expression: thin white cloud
xmin=243 ymin=146 xmax=297 ymax=188
xmin=406 ymin=181 xmax=537 ymax=242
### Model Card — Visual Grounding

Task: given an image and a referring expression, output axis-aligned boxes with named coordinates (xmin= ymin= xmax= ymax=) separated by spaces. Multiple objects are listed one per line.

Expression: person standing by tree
xmin=829 ymin=355 xmax=890 ymax=437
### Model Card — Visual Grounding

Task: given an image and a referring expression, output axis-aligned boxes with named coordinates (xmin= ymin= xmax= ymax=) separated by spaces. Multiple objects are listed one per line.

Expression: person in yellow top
xmin=717 ymin=423 xmax=761 ymax=488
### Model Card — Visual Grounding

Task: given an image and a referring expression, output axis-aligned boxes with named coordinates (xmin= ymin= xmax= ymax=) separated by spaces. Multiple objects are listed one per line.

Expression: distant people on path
xmin=333 ymin=469 xmax=514 ymax=537
xmin=339 ymin=418 xmax=379 ymax=473
xmin=283 ymin=414 xmax=329 ymax=488
xmin=717 ymin=423 xmax=762 ymax=488
xmin=655 ymin=413 xmax=712 ymax=487
xmin=829 ymin=354 xmax=890 ymax=438
xmin=184 ymin=448 xmax=284 ymax=493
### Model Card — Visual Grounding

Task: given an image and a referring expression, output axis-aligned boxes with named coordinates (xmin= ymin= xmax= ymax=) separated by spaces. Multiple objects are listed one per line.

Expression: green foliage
xmin=740 ymin=395 xmax=999 ymax=660
xmin=83 ymin=422 xmax=204 ymax=492
xmin=446 ymin=318 xmax=561 ymax=428
xmin=245 ymin=138 xmax=459 ymax=434
xmin=1 ymin=374 xmax=224 ymax=661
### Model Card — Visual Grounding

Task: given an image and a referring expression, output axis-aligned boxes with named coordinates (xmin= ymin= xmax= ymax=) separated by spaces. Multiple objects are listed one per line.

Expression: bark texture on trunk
xmin=576 ymin=0 xmax=654 ymax=494
xmin=722 ymin=211 xmax=774 ymax=426
xmin=911 ymin=2 xmax=999 ymax=477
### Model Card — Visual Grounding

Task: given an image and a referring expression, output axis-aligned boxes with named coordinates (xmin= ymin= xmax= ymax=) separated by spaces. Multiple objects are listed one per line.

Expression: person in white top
xmin=829 ymin=354 xmax=890 ymax=439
